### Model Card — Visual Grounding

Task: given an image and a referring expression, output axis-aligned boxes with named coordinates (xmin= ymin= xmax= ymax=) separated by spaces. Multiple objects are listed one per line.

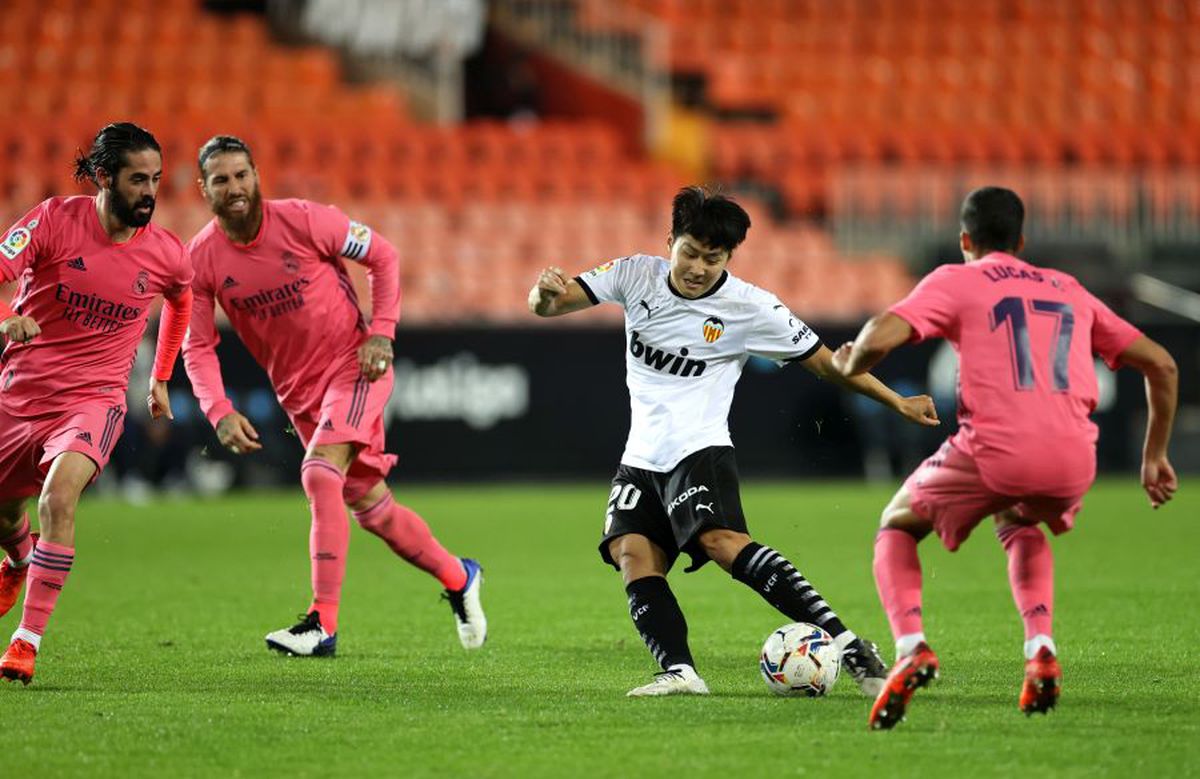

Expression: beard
xmin=214 ymin=185 xmax=263 ymax=233
xmin=111 ymin=187 xmax=155 ymax=228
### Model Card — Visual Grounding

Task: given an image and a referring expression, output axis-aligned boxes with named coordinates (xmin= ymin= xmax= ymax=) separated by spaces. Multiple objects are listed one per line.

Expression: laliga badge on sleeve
xmin=1 ymin=227 xmax=31 ymax=260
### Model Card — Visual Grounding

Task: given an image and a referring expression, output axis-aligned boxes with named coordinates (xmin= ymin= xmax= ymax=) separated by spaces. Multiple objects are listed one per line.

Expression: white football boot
xmin=265 ymin=611 xmax=337 ymax=657
xmin=444 ymin=559 xmax=487 ymax=649
xmin=627 ymin=664 xmax=710 ymax=697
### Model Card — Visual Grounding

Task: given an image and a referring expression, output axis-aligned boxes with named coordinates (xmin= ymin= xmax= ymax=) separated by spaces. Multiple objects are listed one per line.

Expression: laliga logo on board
xmin=702 ymin=316 xmax=725 ymax=343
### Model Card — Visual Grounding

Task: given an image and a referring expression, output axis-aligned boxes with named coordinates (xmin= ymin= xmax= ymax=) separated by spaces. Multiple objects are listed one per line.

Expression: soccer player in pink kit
xmin=0 ymin=123 xmax=194 ymax=684
xmin=831 ymin=187 xmax=1179 ymax=728
xmin=183 ymin=136 xmax=484 ymax=657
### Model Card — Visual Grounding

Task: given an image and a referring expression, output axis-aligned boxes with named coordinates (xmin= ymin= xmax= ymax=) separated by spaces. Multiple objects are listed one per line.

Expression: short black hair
xmin=960 ymin=186 xmax=1024 ymax=254
xmin=670 ymin=186 xmax=751 ymax=253
xmin=198 ymin=135 xmax=256 ymax=175
xmin=73 ymin=122 xmax=161 ymax=186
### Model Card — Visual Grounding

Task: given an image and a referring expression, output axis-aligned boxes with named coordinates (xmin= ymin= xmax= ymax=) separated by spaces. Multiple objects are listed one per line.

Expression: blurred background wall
xmin=1 ymin=0 xmax=1196 ymax=498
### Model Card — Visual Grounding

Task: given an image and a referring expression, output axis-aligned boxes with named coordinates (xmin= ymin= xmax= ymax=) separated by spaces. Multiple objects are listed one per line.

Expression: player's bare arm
xmin=803 ymin=344 xmax=939 ymax=427
xmin=0 ymin=314 xmax=40 ymax=344
xmin=216 ymin=411 xmax=262 ymax=455
xmin=357 ymin=334 xmax=393 ymax=382
xmin=1116 ymin=335 xmax=1179 ymax=508
xmin=830 ymin=312 xmax=914 ymax=377
xmin=528 ymin=266 xmax=593 ymax=317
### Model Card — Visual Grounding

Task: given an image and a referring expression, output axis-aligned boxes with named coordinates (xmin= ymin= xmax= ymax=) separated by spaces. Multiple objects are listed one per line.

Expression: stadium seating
xmin=603 ymin=0 xmax=1199 ymax=223
xmin=0 ymin=0 xmax=913 ymax=322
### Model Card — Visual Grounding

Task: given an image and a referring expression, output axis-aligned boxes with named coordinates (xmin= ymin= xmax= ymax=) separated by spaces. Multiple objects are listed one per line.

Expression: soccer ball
xmin=759 ymin=622 xmax=841 ymax=697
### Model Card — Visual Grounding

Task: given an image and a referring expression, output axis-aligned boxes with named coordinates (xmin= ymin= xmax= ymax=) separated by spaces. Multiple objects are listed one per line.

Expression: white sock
xmin=1024 ymin=634 xmax=1056 ymax=660
xmin=11 ymin=627 xmax=41 ymax=651
xmin=895 ymin=632 xmax=926 ymax=659
xmin=833 ymin=630 xmax=858 ymax=653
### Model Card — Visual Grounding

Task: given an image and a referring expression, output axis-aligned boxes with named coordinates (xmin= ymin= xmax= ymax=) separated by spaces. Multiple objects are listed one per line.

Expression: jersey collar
xmin=667 ymin=270 xmax=729 ymax=300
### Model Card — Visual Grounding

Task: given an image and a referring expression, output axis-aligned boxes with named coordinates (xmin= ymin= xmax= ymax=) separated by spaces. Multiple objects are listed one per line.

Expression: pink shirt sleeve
xmin=0 ymin=199 xmax=57 ymax=283
xmin=1086 ymin=289 xmax=1143 ymax=369
xmin=182 ymin=258 xmax=235 ymax=427
xmin=305 ymin=203 xmax=400 ymax=338
xmin=887 ymin=264 xmax=961 ymax=343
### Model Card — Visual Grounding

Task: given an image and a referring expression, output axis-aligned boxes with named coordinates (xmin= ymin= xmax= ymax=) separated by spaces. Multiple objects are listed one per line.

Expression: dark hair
xmin=670 ymin=186 xmax=751 ymax=253
xmin=960 ymin=186 xmax=1024 ymax=254
xmin=73 ymin=122 xmax=161 ymax=185
xmin=198 ymin=135 xmax=255 ymax=175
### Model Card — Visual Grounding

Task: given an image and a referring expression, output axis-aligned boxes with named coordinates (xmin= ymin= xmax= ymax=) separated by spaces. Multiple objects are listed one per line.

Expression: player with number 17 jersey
xmin=889 ymin=254 xmax=1141 ymax=511
xmin=833 ymin=186 xmax=1178 ymax=729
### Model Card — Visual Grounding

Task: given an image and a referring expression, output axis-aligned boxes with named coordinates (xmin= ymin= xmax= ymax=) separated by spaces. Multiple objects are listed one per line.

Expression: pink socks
xmin=353 ymin=493 xmax=466 ymax=591
xmin=301 ymin=459 xmax=349 ymax=634
xmin=873 ymin=528 xmax=925 ymax=641
xmin=997 ymin=524 xmax=1054 ymax=641
xmin=16 ymin=539 xmax=75 ymax=647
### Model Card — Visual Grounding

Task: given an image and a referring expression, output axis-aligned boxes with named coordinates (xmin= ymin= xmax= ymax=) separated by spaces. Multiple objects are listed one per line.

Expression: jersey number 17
xmin=990 ymin=296 xmax=1075 ymax=392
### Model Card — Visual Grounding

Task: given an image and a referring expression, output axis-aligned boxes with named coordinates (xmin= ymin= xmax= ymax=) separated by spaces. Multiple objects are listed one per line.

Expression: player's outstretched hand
xmin=216 ymin=411 xmax=263 ymax=455
xmin=0 ymin=314 xmax=40 ymax=344
xmin=147 ymin=378 xmax=173 ymax=421
xmin=1141 ymin=455 xmax=1178 ymax=509
xmin=358 ymin=335 xmax=394 ymax=382
xmin=897 ymin=394 xmax=940 ymax=427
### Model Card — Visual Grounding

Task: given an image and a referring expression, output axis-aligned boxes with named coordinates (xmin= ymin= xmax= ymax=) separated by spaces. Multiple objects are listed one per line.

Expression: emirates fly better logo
xmin=702 ymin=316 xmax=725 ymax=343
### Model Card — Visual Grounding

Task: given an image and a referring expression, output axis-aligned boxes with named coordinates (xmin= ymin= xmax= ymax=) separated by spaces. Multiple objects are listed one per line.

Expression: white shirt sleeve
xmin=573 ymin=255 xmax=648 ymax=307
xmin=746 ymin=294 xmax=822 ymax=365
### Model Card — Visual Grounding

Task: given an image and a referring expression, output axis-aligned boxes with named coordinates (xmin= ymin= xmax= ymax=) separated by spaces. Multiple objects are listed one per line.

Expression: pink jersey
xmin=183 ymin=199 xmax=400 ymax=424
xmin=0 ymin=196 xmax=192 ymax=415
xmin=890 ymin=252 xmax=1142 ymax=497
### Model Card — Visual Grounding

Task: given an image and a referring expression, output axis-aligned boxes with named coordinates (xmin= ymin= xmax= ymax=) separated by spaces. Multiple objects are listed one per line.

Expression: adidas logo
xmin=75 ymin=431 xmax=93 ymax=443
xmin=67 ymin=257 xmax=87 ymax=271
xmin=222 ymin=276 xmax=239 ymax=289
xmin=320 ymin=419 xmax=335 ymax=430
xmin=1023 ymin=604 xmax=1050 ymax=618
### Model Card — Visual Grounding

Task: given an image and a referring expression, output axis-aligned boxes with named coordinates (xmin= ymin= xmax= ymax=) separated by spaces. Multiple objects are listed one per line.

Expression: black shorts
xmin=598 ymin=446 xmax=748 ymax=573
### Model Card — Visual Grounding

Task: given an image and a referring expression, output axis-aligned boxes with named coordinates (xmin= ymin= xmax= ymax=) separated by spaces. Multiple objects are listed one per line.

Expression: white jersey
xmin=576 ymin=254 xmax=822 ymax=472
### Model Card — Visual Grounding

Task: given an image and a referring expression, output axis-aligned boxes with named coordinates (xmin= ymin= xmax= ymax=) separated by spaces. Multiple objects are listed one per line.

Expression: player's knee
xmin=697 ymin=528 xmax=750 ymax=567
xmin=36 ymin=489 xmax=77 ymax=527
xmin=609 ymin=536 xmax=658 ymax=578
xmin=300 ymin=458 xmax=346 ymax=495
xmin=880 ymin=504 xmax=930 ymax=539
xmin=994 ymin=508 xmax=1034 ymax=530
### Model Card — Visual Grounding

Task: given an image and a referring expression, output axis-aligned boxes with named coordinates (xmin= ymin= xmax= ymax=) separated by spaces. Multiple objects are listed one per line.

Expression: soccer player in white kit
xmin=528 ymin=187 xmax=940 ymax=696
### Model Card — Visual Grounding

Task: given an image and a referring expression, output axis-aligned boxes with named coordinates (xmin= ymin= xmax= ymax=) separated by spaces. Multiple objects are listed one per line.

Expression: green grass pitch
xmin=2 ymin=481 xmax=1197 ymax=777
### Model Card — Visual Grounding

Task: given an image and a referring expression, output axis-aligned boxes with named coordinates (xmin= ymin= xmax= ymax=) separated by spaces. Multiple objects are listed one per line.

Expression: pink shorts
xmin=905 ymin=437 xmax=1085 ymax=552
xmin=0 ymin=399 xmax=125 ymax=500
xmin=289 ymin=358 xmax=397 ymax=504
